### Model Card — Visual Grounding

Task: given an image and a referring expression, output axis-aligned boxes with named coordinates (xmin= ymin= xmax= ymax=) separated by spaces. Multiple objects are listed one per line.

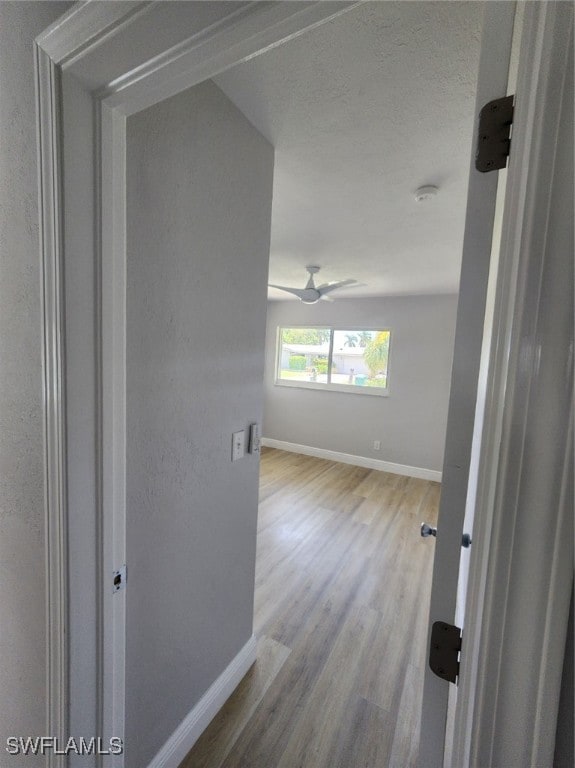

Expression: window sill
xmin=274 ymin=379 xmax=389 ymax=397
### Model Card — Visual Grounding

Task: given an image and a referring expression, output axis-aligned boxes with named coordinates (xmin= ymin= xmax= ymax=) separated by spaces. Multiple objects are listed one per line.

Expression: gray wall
xmin=126 ymin=81 xmax=273 ymax=767
xmin=0 ymin=2 xmax=72 ymax=761
xmin=264 ymin=295 xmax=458 ymax=472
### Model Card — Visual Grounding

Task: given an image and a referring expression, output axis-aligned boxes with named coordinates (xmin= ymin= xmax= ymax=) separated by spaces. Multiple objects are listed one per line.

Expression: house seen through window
xmin=276 ymin=327 xmax=390 ymax=395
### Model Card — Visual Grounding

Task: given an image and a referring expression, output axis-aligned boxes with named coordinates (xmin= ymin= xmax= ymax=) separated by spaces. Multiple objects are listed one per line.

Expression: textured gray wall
xmin=264 ymin=295 xmax=458 ymax=472
xmin=0 ymin=2 xmax=72 ymax=760
xmin=125 ymin=80 xmax=273 ymax=767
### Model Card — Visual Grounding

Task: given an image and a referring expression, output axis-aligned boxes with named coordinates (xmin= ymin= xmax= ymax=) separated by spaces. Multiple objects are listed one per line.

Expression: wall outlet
xmin=232 ymin=430 xmax=245 ymax=461
xmin=373 ymin=440 xmax=381 ymax=451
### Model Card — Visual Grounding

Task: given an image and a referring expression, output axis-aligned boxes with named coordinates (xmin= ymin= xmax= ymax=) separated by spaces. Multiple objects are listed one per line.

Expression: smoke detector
xmin=415 ymin=185 xmax=439 ymax=202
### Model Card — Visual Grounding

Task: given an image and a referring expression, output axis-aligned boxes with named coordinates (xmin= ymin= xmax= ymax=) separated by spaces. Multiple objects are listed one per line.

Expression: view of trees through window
xmin=277 ymin=327 xmax=390 ymax=392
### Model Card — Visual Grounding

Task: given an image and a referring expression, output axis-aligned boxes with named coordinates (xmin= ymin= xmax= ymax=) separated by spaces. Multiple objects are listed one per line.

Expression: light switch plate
xmin=248 ymin=423 xmax=260 ymax=454
xmin=232 ymin=430 xmax=245 ymax=461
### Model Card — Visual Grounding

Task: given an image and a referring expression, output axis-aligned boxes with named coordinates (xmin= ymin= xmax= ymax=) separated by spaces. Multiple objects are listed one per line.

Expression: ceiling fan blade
xmin=269 ymin=268 xmax=355 ymax=303
xmin=317 ymin=279 xmax=358 ymax=296
xmin=268 ymin=284 xmax=310 ymax=299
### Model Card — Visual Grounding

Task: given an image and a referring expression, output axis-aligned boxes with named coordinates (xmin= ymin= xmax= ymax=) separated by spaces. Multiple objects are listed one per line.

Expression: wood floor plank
xmin=179 ymin=636 xmax=291 ymax=768
xmin=326 ymin=696 xmax=395 ymax=768
xmin=388 ymin=662 xmax=425 ymax=768
xmin=274 ymin=604 xmax=381 ymax=768
xmin=179 ymin=448 xmax=439 ymax=768
xmin=351 ymin=495 xmax=381 ymax=525
xmin=222 ymin=586 xmax=368 ymax=767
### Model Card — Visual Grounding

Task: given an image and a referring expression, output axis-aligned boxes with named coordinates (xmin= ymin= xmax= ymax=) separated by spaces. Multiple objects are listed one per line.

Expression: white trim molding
xmin=455 ymin=4 xmax=574 ymax=766
xmin=146 ymin=636 xmax=257 ymax=768
xmin=35 ymin=42 xmax=68 ymax=768
xmin=262 ymin=438 xmax=442 ymax=482
xmin=101 ymin=1 xmax=361 ymax=116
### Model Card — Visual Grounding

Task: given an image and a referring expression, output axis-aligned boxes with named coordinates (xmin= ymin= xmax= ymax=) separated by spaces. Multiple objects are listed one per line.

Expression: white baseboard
xmin=261 ymin=438 xmax=442 ymax=482
xmin=147 ymin=634 xmax=257 ymax=768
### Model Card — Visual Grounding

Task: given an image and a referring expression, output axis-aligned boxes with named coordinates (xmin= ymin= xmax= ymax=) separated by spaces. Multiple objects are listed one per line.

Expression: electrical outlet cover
xmin=232 ymin=430 xmax=245 ymax=461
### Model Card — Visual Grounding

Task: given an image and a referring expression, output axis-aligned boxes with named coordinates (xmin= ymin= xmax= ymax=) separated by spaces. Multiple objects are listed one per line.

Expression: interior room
xmin=209 ymin=1 xmax=479 ymax=474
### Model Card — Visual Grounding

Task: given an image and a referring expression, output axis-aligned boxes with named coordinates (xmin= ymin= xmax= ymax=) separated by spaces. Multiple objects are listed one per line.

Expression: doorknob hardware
xmin=421 ymin=523 xmax=472 ymax=548
xmin=421 ymin=522 xmax=437 ymax=538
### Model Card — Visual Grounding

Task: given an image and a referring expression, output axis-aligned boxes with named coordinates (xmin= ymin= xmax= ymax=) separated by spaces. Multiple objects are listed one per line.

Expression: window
xmin=276 ymin=327 xmax=390 ymax=395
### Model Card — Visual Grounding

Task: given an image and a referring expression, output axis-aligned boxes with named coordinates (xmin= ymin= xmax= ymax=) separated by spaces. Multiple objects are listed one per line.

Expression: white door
xmin=419 ymin=3 xmax=517 ymax=764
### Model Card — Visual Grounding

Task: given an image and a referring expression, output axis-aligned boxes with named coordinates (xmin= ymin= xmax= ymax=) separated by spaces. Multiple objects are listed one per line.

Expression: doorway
xmin=32 ymin=4 xmax=528 ymax=764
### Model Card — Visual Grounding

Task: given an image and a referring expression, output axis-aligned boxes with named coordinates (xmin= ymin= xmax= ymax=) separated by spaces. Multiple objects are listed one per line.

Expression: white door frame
xmin=423 ymin=2 xmax=574 ymax=764
xmin=423 ymin=2 xmax=573 ymax=766
xmin=35 ymin=1 xmax=572 ymax=766
xmin=451 ymin=3 xmax=573 ymax=765
xmin=35 ymin=2 xmax=360 ymax=764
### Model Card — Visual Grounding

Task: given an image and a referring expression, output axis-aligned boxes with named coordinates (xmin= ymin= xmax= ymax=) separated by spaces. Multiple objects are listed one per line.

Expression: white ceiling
xmin=213 ymin=1 xmax=484 ymax=299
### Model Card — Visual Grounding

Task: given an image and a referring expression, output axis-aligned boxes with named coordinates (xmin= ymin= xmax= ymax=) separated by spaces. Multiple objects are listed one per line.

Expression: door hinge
xmin=475 ymin=95 xmax=514 ymax=173
xmin=113 ymin=564 xmax=127 ymax=593
xmin=429 ymin=621 xmax=462 ymax=684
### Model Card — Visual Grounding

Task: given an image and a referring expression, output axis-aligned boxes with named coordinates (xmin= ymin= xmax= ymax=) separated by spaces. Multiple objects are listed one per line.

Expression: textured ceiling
xmin=214 ymin=1 xmax=484 ymax=299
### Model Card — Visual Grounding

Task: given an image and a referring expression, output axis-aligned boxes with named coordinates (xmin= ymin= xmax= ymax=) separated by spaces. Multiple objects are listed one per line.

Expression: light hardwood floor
xmin=180 ymin=447 xmax=440 ymax=768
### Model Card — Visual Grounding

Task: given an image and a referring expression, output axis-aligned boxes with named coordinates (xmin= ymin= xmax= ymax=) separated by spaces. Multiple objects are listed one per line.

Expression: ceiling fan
xmin=268 ymin=266 xmax=358 ymax=304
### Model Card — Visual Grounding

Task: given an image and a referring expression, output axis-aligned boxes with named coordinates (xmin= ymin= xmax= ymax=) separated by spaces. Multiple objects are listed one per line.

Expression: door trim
xmin=35 ymin=2 xmax=360 ymax=763
xmin=452 ymin=3 xmax=574 ymax=765
xmin=35 ymin=42 xmax=68 ymax=767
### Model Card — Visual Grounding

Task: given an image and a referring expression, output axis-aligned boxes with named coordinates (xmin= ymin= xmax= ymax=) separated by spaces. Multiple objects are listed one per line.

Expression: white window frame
xmin=274 ymin=325 xmax=391 ymax=397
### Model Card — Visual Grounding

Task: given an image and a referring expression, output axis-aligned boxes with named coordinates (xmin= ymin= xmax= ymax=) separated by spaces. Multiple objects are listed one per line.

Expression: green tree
xmin=344 ymin=334 xmax=358 ymax=348
xmin=357 ymin=331 xmax=372 ymax=348
xmin=288 ymin=355 xmax=306 ymax=370
xmin=363 ymin=331 xmax=390 ymax=377
xmin=282 ymin=328 xmax=330 ymax=345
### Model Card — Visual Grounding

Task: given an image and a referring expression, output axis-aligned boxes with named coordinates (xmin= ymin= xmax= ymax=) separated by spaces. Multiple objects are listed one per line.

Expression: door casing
xmin=423 ymin=3 xmax=573 ymax=766
xmin=450 ymin=4 xmax=574 ymax=766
